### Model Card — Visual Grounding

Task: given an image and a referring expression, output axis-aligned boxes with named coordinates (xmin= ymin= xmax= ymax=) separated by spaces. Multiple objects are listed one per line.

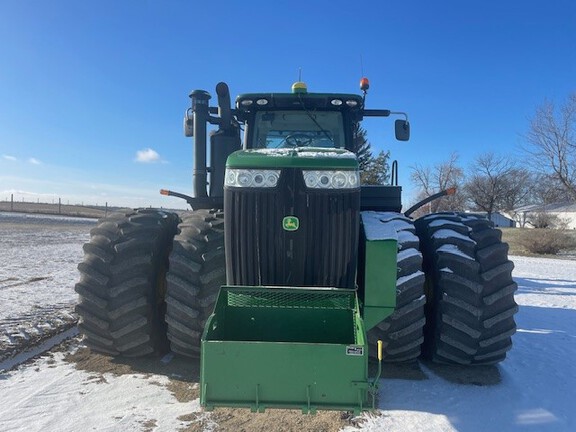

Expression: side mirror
xmin=395 ymin=119 xmax=410 ymax=141
xmin=184 ymin=108 xmax=194 ymax=137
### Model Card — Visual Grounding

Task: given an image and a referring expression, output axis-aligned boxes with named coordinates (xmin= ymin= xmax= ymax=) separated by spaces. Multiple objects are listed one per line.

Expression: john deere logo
xmin=282 ymin=216 xmax=299 ymax=231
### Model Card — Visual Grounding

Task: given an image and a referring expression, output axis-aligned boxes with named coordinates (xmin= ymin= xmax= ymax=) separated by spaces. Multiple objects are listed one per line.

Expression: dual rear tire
xmin=164 ymin=210 xmax=225 ymax=357
xmin=75 ymin=208 xmax=224 ymax=358
xmin=368 ymin=212 xmax=517 ymax=365
xmin=416 ymin=213 xmax=518 ymax=364
xmin=75 ymin=209 xmax=179 ymax=356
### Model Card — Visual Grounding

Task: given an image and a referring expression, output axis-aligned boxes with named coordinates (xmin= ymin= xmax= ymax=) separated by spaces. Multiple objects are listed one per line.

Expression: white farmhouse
xmin=513 ymin=202 xmax=576 ymax=229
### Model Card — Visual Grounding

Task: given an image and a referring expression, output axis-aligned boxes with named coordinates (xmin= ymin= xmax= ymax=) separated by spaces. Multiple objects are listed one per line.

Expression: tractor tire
xmin=415 ymin=213 xmax=518 ymax=365
xmin=164 ymin=209 xmax=226 ymax=357
xmin=75 ymin=209 xmax=179 ymax=357
xmin=367 ymin=213 xmax=426 ymax=362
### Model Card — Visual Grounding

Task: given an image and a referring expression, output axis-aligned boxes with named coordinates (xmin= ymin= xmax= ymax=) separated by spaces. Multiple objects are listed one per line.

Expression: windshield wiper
xmin=297 ymin=94 xmax=334 ymax=144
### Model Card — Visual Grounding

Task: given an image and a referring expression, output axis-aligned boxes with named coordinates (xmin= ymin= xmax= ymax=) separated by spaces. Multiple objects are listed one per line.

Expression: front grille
xmin=224 ymin=168 xmax=360 ymax=289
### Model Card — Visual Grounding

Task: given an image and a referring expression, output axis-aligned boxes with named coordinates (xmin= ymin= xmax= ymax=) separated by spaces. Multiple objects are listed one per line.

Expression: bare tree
xmin=464 ymin=153 xmax=532 ymax=217
xmin=524 ymin=93 xmax=576 ymax=201
xmin=499 ymin=168 xmax=533 ymax=214
xmin=530 ymin=173 xmax=574 ymax=206
xmin=410 ymin=152 xmax=465 ymax=216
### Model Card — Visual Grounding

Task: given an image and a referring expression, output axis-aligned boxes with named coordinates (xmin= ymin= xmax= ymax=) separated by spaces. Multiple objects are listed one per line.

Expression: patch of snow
xmin=432 ymin=228 xmax=476 ymax=244
xmin=396 ymin=271 xmax=425 ymax=286
xmin=383 ymin=220 xmax=413 ymax=233
xmin=245 ymin=148 xmax=292 ymax=156
xmin=0 ymin=352 xmax=197 ymax=432
xmin=0 ymin=214 xmax=92 ymax=358
xmin=344 ymin=255 xmax=576 ymax=431
xmin=0 ymin=212 xmax=97 ymax=225
xmin=245 ymin=148 xmax=356 ymax=158
xmin=428 ymin=218 xmax=469 ymax=230
xmin=440 ymin=267 xmax=454 ymax=273
xmin=295 ymin=149 xmax=356 ymax=159
xmin=361 ymin=212 xmax=398 ymax=241
xmin=437 ymin=244 xmax=474 ymax=260
xmin=0 ymin=328 xmax=78 ymax=372
xmin=419 ymin=212 xmax=456 ymax=221
xmin=397 ymin=230 xmax=419 ymax=249
xmin=376 ymin=212 xmax=407 ymax=223
xmin=360 ymin=212 xmax=418 ymax=248
xmin=397 ymin=248 xmax=421 ymax=261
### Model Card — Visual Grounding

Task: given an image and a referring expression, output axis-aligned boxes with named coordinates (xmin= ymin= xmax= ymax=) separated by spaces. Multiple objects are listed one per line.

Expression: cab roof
xmin=235 ymin=92 xmax=364 ymax=112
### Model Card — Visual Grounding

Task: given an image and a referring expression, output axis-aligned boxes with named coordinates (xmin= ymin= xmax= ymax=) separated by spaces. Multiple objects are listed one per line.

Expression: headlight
xmin=302 ymin=170 xmax=360 ymax=189
xmin=225 ymin=169 xmax=280 ymax=188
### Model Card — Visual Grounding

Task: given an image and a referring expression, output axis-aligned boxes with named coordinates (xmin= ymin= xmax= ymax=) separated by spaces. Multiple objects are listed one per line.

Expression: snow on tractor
xmin=74 ymin=79 xmax=518 ymax=413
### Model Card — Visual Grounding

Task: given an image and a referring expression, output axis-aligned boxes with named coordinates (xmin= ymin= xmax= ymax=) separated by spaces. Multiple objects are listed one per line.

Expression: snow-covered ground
xmin=345 ymin=256 xmax=576 ymax=432
xmin=0 ymin=212 xmax=575 ymax=431
xmin=0 ymin=212 xmax=93 ymax=360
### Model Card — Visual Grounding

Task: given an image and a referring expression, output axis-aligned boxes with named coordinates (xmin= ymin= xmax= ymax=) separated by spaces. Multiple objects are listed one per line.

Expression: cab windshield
xmin=252 ymin=110 xmax=345 ymax=149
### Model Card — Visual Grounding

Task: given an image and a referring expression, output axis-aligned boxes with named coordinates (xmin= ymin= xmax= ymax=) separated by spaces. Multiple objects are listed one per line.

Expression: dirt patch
xmin=65 ymin=346 xmax=200 ymax=381
xmin=61 ymin=340 xmax=504 ymax=431
xmin=65 ymin=345 xmax=361 ymax=432
xmin=140 ymin=418 xmax=158 ymax=432
xmin=181 ymin=408 xmax=353 ymax=432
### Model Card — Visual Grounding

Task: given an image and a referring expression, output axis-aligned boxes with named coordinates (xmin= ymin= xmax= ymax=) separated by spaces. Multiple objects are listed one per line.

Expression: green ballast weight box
xmin=200 ymin=286 xmax=372 ymax=414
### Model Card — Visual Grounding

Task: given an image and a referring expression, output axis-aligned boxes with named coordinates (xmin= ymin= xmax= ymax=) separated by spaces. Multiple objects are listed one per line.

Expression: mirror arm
xmin=362 ymin=109 xmax=409 ymax=123
xmin=389 ymin=111 xmax=409 ymax=123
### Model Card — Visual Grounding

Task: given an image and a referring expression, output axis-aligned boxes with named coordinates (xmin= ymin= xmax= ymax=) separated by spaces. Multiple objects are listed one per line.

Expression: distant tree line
xmin=408 ymin=91 xmax=576 ymax=221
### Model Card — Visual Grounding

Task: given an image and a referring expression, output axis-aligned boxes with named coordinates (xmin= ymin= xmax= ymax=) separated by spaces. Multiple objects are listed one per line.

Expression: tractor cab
xmin=235 ymin=84 xmax=364 ymax=152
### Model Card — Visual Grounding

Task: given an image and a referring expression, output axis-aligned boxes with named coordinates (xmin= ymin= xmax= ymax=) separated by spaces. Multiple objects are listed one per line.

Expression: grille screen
xmin=226 ymin=289 xmax=355 ymax=310
xmin=225 ymin=168 xmax=360 ymax=289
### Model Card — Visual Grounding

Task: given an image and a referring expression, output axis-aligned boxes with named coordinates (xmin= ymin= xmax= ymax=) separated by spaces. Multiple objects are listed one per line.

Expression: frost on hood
xmin=246 ymin=148 xmax=356 ymax=159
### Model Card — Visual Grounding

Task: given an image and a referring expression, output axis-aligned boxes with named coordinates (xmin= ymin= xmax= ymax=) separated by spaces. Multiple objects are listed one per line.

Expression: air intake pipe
xmin=215 ymin=82 xmax=232 ymax=131
xmin=188 ymin=82 xmax=238 ymax=200
xmin=189 ymin=89 xmax=211 ymax=198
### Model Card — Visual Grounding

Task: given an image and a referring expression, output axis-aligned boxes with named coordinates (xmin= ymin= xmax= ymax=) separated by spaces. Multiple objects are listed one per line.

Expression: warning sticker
xmin=346 ymin=346 xmax=364 ymax=356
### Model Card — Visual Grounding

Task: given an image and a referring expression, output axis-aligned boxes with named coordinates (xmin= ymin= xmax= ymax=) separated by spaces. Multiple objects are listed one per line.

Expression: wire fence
xmin=0 ymin=194 xmax=130 ymax=219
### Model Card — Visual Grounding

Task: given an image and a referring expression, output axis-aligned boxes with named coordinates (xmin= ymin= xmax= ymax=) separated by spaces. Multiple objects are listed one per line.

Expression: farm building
xmin=465 ymin=212 xmax=516 ymax=228
xmin=513 ymin=202 xmax=576 ymax=229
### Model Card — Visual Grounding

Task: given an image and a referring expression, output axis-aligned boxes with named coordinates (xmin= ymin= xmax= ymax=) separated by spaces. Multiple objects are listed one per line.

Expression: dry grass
xmin=501 ymin=227 xmax=576 ymax=258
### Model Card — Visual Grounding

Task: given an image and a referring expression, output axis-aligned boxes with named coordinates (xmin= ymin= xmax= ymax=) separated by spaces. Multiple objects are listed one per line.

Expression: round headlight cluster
xmin=303 ymin=170 xmax=360 ymax=189
xmin=225 ymin=169 xmax=280 ymax=188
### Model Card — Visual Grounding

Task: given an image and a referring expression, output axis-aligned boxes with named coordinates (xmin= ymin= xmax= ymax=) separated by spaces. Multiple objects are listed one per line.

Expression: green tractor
xmin=75 ymin=79 xmax=518 ymax=413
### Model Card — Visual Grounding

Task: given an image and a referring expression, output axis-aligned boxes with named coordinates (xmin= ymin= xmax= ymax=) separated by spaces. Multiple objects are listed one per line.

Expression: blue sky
xmin=1 ymin=0 xmax=574 ymax=209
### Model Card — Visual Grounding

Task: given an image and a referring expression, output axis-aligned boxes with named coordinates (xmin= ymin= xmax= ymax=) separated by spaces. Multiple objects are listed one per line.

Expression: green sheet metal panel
xmin=360 ymin=212 xmax=398 ymax=331
xmin=200 ymin=286 xmax=371 ymax=414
